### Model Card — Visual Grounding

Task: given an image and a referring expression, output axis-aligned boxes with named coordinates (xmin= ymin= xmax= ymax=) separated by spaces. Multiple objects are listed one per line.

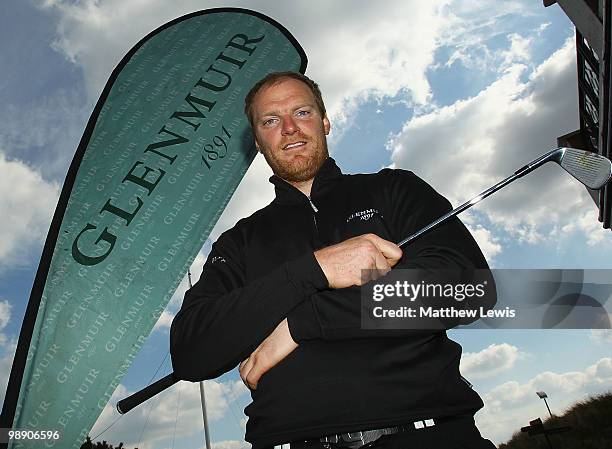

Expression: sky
xmin=1 ymin=1 xmax=611 ymax=448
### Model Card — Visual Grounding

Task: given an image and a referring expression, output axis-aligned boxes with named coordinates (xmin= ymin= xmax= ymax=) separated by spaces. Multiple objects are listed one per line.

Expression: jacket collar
xmin=269 ymin=157 xmax=343 ymax=205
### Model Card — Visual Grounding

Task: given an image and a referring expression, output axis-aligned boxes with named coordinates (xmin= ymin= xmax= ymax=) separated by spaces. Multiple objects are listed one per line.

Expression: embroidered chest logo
xmin=211 ymin=255 xmax=226 ymax=264
xmin=346 ymin=208 xmax=381 ymax=223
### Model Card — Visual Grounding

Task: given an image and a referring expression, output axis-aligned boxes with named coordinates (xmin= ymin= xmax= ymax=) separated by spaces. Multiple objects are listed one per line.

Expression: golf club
xmin=397 ymin=147 xmax=612 ymax=247
xmin=116 ymin=148 xmax=610 ymax=415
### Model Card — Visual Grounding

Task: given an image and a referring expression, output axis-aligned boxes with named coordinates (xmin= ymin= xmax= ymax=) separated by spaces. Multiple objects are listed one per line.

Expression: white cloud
xmin=0 ymin=151 xmax=60 ymax=271
xmin=153 ymin=309 xmax=174 ymax=332
xmin=91 ymin=378 xmax=249 ymax=449
xmin=461 ymin=343 xmax=522 ymax=379
xmin=476 ymin=357 xmax=612 ymax=444
xmin=500 ymin=33 xmax=532 ymax=67
xmin=212 ymin=440 xmax=251 ymax=449
xmin=0 ymin=88 xmax=89 ymax=180
xmin=538 ymin=22 xmax=551 ymax=33
xmin=463 ymin=216 xmax=503 ymax=262
xmin=438 ymin=1 xmax=534 ymax=73
xmin=589 ymin=329 xmax=612 ymax=344
xmin=0 ymin=299 xmax=17 ymax=405
xmin=446 ymin=31 xmax=532 ymax=74
xmin=0 ymin=300 xmax=11 ymax=330
xmin=486 ymin=360 xmax=612 ymax=410
xmin=469 ymin=225 xmax=502 ymax=262
xmin=561 ymin=210 xmax=612 ymax=247
xmin=388 ymin=36 xmax=593 ymax=247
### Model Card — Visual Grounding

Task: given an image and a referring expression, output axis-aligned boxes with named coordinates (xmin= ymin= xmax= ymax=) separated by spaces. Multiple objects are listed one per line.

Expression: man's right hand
xmin=314 ymin=233 xmax=402 ymax=289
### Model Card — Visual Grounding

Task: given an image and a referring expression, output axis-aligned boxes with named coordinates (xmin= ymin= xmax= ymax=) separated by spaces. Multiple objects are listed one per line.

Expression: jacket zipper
xmin=307 ymin=196 xmax=319 ymax=235
xmin=460 ymin=375 xmax=473 ymax=389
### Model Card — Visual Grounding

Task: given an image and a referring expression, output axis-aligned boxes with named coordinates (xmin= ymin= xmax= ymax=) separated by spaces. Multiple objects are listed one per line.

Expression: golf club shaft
xmin=396 ymin=155 xmax=548 ymax=248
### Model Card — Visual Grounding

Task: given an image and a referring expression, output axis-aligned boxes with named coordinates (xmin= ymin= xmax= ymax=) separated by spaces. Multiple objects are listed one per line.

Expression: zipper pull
xmin=307 ymin=196 xmax=318 ymax=212
xmin=460 ymin=375 xmax=473 ymax=389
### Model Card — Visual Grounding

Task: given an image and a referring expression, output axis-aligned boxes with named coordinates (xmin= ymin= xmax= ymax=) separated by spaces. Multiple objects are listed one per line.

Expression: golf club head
xmin=557 ymin=147 xmax=612 ymax=189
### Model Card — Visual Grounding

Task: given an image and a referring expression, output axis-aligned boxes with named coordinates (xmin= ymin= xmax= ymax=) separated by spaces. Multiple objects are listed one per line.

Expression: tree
xmin=80 ymin=436 xmax=135 ymax=449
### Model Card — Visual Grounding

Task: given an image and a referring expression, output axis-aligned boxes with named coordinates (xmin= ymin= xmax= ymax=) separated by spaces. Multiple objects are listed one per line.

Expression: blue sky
xmin=1 ymin=1 xmax=611 ymax=449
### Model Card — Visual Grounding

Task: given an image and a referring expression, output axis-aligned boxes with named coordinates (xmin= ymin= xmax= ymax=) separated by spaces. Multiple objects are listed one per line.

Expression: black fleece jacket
xmin=170 ymin=157 xmax=492 ymax=447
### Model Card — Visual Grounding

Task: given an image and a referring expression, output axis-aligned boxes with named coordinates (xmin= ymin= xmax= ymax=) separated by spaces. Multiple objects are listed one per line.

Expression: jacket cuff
xmin=287 ymin=299 xmax=322 ymax=342
xmin=284 ymin=251 xmax=329 ymax=292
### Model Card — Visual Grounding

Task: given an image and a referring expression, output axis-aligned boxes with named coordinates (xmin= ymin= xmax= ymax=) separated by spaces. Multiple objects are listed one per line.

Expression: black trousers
xmin=260 ymin=417 xmax=497 ymax=449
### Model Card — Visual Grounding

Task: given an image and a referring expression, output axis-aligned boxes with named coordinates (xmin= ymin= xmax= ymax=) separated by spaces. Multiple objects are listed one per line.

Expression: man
xmin=170 ymin=72 xmax=497 ymax=449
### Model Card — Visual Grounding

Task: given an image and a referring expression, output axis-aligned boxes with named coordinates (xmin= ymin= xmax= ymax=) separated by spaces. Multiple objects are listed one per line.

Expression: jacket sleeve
xmin=170 ymin=227 xmax=328 ymax=381
xmin=287 ymin=169 xmax=496 ymax=341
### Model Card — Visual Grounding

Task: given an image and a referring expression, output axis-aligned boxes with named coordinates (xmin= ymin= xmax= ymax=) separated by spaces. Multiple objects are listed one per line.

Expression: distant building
xmin=544 ymin=0 xmax=611 ymax=229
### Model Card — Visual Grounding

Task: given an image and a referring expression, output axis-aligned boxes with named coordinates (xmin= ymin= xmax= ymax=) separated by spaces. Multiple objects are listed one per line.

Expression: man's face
xmin=251 ymin=77 xmax=331 ymax=183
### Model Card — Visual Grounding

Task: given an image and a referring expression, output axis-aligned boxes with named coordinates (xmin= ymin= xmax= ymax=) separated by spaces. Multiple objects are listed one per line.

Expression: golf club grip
xmin=116 ymin=373 xmax=178 ymax=414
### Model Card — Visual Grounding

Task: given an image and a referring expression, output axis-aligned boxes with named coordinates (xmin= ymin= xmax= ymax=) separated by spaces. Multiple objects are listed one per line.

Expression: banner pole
xmin=187 ymin=269 xmax=212 ymax=449
xmin=199 ymin=382 xmax=212 ymax=449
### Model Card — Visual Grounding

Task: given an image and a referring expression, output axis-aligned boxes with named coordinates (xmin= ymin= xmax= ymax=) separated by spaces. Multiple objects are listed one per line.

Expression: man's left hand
xmin=239 ymin=318 xmax=298 ymax=390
